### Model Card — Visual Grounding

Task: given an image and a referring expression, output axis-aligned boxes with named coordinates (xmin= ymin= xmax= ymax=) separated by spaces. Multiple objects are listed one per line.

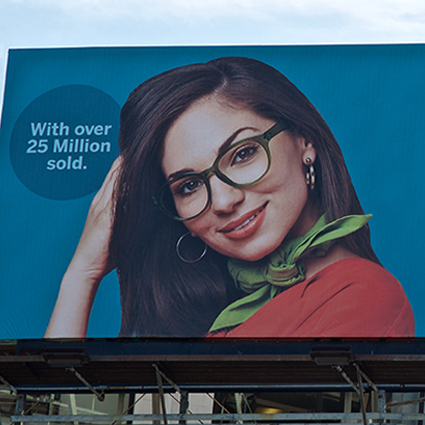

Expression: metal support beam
xmin=332 ymin=365 xmax=361 ymax=398
xmin=386 ymin=394 xmax=425 ymax=409
xmin=378 ymin=389 xmax=386 ymax=413
xmin=66 ymin=367 xmax=104 ymax=402
xmin=14 ymin=394 xmax=26 ymax=415
xmin=179 ymin=391 xmax=188 ymax=425
xmin=152 ymin=394 xmax=161 ymax=425
xmin=0 ymin=372 xmax=18 ymax=395
xmin=154 ymin=365 xmax=168 ymax=425
xmin=235 ymin=393 xmax=243 ymax=414
xmin=333 ymin=363 xmax=375 ymax=425
xmin=352 ymin=362 xmax=378 ymax=392
xmin=343 ymin=392 xmax=352 ymax=413
xmin=152 ymin=363 xmax=191 ymax=424
xmin=10 ymin=411 xmax=425 ymax=423
xmin=152 ymin=363 xmax=182 ymax=393
xmin=354 ymin=362 xmax=368 ymax=425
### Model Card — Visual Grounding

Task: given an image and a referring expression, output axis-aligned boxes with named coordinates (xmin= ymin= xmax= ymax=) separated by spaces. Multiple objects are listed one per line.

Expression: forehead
xmin=161 ymin=97 xmax=273 ymax=177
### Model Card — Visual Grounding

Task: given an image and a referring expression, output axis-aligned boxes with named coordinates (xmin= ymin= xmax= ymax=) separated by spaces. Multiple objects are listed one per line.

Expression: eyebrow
xmin=167 ymin=126 xmax=260 ymax=181
xmin=217 ymin=126 xmax=258 ymax=155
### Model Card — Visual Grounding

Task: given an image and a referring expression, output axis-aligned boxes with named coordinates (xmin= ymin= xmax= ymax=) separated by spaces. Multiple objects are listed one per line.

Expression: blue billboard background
xmin=0 ymin=45 xmax=423 ymax=338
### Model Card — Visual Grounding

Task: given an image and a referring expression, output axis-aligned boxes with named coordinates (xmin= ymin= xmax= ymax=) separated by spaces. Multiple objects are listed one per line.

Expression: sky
xmin=1 ymin=0 xmax=425 ymax=109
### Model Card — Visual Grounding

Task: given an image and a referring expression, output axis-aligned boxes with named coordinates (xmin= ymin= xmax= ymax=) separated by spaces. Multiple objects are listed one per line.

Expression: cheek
xmin=182 ymin=217 xmax=210 ymax=240
xmin=257 ymin=154 xmax=307 ymax=198
xmin=268 ymin=140 xmax=305 ymax=184
xmin=252 ymin=157 xmax=310 ymax=232
xmin=182 ymin=214 xmax=227 ymax=255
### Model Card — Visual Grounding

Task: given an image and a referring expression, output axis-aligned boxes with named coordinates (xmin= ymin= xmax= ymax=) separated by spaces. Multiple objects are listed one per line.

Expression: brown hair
xmin=110 ymin=57 xmax=379 ymax=337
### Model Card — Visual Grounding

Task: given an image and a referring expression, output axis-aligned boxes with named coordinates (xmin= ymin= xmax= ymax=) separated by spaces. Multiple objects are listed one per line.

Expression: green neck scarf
xmin=209 ymin=214 xmax=371 ymax=333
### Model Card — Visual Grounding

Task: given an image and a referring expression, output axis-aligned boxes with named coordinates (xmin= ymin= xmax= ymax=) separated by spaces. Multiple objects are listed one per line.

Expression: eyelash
xmin=230 ymin=143 xmax=259 ymax=165
xmin=174 ymin=178 xmax=204 ymax=197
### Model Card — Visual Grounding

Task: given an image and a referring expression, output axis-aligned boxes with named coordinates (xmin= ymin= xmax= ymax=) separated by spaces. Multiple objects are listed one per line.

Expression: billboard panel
xmin=0 ymin=45 xmax=423 ymax=339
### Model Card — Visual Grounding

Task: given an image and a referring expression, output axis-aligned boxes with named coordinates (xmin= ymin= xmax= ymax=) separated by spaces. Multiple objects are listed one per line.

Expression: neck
xmin=303 ymin=242 xmax=358 ymax=279
xmin=286 ymin=199 xmax=320 ymax=241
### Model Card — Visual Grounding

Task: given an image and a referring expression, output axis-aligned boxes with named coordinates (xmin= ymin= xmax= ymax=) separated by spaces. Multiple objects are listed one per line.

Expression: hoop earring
xmin=176 ymin=232 xmax=208 ymax=264
xmin=304 ymin=158 xmax=316 ymax=190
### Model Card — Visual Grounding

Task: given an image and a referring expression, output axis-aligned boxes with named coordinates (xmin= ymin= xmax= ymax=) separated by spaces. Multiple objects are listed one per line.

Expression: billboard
xmin=0 ymin=45 xmax=423 ymax=339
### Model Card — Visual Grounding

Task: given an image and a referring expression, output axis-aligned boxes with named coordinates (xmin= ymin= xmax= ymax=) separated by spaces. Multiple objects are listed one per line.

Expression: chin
xmin=226 ymin=243 xmax=280 ymax=263
xmin=207 ymin=230 xmax=284 ymax=262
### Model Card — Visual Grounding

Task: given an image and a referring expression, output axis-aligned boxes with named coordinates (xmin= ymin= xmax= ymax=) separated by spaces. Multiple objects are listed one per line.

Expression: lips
xmin=218 ymin=202 xmax=268 ymax=239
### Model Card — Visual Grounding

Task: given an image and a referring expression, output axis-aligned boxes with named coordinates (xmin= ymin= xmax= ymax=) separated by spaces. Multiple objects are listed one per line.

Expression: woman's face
xmin=161 ymin=97 xmax=318 ymax=262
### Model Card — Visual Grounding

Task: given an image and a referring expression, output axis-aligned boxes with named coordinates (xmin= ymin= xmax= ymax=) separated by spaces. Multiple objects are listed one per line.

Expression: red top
xmin=210 ymin=257 xmax=415 ymax=338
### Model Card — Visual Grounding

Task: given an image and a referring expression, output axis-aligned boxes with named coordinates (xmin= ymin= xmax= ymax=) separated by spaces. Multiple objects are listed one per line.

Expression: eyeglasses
xmin=153 ymin=120 xmax=289 ymax=221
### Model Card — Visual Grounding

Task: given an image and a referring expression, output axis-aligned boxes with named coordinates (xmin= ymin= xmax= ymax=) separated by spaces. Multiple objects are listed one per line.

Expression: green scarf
xmin=209 ymin=214 xmax=371 ymax=333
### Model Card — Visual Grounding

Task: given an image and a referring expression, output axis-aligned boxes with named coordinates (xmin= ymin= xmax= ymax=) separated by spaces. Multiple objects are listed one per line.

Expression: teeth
xmin=231 ymin=205 xmax=265 ymax=231
xmin=234 ymin=214 xmax=257 ymax=231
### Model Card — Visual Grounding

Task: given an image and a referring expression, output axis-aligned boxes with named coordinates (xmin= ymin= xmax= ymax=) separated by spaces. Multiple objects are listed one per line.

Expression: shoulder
xmin=306 ymin=257 xmax=411 ymax=311
xmin=307 ymin=257 xmax=404 ymax=296
xmin=224 ymin=257 xmax=415 ymax=338
xmin=300 ymin=257 xmax=415 ymax=336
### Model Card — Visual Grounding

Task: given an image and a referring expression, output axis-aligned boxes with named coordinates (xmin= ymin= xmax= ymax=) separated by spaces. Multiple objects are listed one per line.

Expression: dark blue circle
xmin=10 ymin=85 xmax=120 ymax=200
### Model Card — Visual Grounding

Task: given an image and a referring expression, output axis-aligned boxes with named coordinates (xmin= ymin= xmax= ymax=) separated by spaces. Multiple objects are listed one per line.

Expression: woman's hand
xmin=45 ymin=158 xmax=121 ymax=338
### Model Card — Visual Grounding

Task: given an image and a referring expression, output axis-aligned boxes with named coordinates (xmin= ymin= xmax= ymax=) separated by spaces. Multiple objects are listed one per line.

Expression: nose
xmin=209 ymin=176 xmax=245 ymax=215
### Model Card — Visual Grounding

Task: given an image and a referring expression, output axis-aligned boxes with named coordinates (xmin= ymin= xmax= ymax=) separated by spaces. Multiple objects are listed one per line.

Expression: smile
xmin=218 ymin=202 xmax=268 ymax=239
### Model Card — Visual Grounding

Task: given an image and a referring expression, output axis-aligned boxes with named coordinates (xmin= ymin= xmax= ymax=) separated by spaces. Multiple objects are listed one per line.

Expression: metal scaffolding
xmin=2 ymin=338 xmax=425 ymax=424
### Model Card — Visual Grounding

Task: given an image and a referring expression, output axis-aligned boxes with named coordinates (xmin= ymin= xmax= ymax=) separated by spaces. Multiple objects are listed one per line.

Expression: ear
xmin=297 ymin=137 xmax=316 ymax=165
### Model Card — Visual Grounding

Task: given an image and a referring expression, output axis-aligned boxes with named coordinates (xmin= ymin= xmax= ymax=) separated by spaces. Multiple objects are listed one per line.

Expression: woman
xmin=45 ymin=57 xmax=414 ymax=338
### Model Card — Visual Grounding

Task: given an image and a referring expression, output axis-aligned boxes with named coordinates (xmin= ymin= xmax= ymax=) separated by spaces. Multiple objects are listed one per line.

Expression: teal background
xmin=9 ymin=84 xmax=120 ymax=199
xmin=0 ymin=45 xmax=423 ymax=338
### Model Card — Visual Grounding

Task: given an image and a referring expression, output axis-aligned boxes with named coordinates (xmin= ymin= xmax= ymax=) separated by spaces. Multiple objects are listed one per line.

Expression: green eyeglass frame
xmin=153 ymin=120 xmax=289 ymax=221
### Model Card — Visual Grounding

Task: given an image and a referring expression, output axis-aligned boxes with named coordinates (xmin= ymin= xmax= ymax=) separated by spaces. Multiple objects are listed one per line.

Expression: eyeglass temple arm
xmin=264 ymin=120 xmax=290 ymax=140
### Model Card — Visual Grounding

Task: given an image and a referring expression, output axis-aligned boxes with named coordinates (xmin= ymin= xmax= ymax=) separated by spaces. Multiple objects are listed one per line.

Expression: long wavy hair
xmin=110 ymin=56 xmax=379 ymax=337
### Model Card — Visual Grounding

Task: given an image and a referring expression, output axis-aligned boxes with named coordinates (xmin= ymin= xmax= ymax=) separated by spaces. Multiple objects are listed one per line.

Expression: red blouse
xmin=211 ymin=257 xmax=414 ymax=338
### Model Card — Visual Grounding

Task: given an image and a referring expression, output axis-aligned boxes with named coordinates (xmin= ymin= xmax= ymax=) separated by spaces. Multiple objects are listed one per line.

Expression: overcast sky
xmin=1 ymin=0 xmax=425 ymax=110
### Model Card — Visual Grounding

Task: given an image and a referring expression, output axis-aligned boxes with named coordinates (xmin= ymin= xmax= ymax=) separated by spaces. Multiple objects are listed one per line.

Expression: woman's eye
xmin=174 ymin=178 xmax=204 ymax=197
xmin=231 ymin=143 xmax=259 ymax=165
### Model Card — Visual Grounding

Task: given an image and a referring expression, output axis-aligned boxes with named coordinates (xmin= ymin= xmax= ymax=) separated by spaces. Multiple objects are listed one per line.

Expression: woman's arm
xmin=45 ymin=158 xmax=121 ymax=338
